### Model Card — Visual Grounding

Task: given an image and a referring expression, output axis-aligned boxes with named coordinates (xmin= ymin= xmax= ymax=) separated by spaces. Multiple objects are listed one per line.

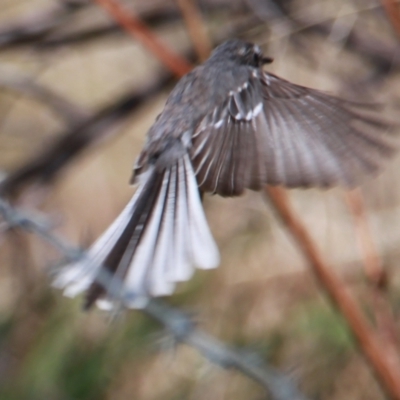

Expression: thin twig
xmin=146 ymin=300 xmax=309 ymax=400
xmin=345 ymin=189 xmax=400 ymax=364
xmin=345 ymin=190 xmax=386 ymax=288
xmin=176 ymin=0 xmax=212 ymax=61
xmin=93 ymin=0 xmax=192 ymax=77
xmin=0 ymin=198 xmax=308 ymax=400
xmin=381 ymin=0 xmax=400 ymax=37
xmin=265 ymin=186 xmax=400 ymax=400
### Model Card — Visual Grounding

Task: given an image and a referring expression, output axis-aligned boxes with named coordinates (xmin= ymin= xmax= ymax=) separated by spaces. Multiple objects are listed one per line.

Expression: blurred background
xmin=0 ymin=0 xmax=400 ymax=399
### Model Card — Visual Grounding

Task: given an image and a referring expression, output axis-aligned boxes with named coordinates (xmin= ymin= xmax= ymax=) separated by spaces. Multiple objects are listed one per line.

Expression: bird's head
xmin=211 ymin=39 xmax=273 ymax=67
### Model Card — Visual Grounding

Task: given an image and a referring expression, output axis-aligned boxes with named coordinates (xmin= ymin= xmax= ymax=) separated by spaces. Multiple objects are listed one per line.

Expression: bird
xmin=53 ymin=39 xmax=397 ymax=309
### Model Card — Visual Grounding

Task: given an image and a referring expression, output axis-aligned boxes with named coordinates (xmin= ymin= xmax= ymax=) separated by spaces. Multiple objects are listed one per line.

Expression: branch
xmin=345 ymin=189 xmax=400 ymax=364
xmin=0 ymin=198 xmax=309 ymax=400
xmin=381 ymin=0 xmax=400 ymax=37
xmin=176 ymin=0 xmax=212 ymax=62
xmin=265 ymin=186 xmax=400 ymax=400
xmin=93 ymin=0 xmax=192 ymax=77
xmin=345 ymin=190 xmax=385 ymax=286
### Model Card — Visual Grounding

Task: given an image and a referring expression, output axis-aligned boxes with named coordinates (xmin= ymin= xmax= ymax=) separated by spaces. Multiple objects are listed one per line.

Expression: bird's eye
xmin=253 ymin=52 xmax=261 ymax=64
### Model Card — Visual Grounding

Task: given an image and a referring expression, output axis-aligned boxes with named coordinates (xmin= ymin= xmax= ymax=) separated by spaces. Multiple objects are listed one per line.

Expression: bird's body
xmin=133 ymin=49 xmax=255 ymax=178
xmin=53 ymin=39 xmax=396 ymax=309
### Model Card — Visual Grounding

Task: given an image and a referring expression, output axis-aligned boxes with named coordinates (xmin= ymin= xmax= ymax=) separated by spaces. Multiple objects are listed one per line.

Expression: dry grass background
xmin=0 ymin=0 xmax=400 ymax=399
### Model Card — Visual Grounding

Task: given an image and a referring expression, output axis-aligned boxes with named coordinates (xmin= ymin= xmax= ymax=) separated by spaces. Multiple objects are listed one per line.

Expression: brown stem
xmin=345 ymin=189 xmax=400 ymax=363
xmin=176 ymin=0 xmax=212 ymax=61
xmin=381 ymin=0 xmax=400 ymax=38
xmin=93 ymin=0 xmax=192 ymax=77
xmin=345 ymin=190 xmax=386 ymax=286
xmin=265 ymin=186 xmax=400 ymax=400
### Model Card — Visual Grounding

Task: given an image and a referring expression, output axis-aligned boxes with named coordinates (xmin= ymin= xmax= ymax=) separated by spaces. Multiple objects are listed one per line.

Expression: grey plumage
xmin=53 ymin=39 xmax=397 ymax=308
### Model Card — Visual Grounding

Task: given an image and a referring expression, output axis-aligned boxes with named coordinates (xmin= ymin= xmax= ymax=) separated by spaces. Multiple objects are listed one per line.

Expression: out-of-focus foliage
xmin=0 ymin=0 xmax=400 ymax=399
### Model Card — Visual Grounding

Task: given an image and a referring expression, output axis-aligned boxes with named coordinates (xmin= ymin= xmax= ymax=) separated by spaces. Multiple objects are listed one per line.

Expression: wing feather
xmin=190 ymin=70 xmax=397 ymax=193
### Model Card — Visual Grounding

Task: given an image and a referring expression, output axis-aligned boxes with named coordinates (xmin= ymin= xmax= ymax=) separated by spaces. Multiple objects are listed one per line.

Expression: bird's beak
xmin=262 ymin=57 xmax=274 ymax=65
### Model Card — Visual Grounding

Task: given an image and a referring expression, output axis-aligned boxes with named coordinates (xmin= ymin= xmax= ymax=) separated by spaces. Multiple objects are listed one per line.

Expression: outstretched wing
xmin=190 ymin=71 xmax=397 ymax=197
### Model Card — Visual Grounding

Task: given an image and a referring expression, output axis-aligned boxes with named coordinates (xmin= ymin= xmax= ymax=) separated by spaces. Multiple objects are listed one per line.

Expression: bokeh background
xmin=1 ymin=0 xmax=400 ymax=399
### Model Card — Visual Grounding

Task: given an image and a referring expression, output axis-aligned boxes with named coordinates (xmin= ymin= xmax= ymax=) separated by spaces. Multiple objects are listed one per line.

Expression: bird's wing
xmin=190 ymin=71 xmax=397 ymax=197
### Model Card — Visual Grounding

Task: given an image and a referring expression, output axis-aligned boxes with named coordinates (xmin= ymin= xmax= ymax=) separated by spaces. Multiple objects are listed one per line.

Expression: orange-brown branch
xmin=345 ymin=190 xmax=386 ymax=285
xmin=93 ymin=0 xmax=192 ymax=77
xmin=266 ymin=186 xmax=400 ymax=399
xmin=381 ymin=0 xmax=400 ymax=37
xmin=346 ymin=189 xmax=400 ymax=365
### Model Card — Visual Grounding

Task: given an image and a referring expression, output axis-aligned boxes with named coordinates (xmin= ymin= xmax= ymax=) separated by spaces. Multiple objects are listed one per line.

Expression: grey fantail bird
xmin=53 ymin=39 xmax=397 ymax=309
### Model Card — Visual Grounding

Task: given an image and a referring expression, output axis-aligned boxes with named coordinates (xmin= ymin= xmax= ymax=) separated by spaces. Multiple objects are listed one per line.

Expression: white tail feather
xmin=149 ymin=166 xmax=175 ymax=294
xmin=53 ymin=157 xmax=220 ymax=308
xmin=52 ymin=179 xmax=147 ymax=297
xmin=184 ymin=155 xmax=220 ymax=269
xmin=123 ymin=170 xmax=171 ymax=295
xmin=172 ymin=158 xmax=192 ymax=281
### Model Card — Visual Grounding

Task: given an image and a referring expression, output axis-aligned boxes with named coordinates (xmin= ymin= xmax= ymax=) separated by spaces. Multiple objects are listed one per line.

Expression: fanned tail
xmin=52 ymin=154 xmax=219 ymax=309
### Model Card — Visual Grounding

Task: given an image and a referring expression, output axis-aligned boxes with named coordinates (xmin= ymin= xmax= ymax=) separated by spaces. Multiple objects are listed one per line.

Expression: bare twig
xmin=146 ymin=300 xmax=309 ymax=400
xmin=345 ymin=190 xmax=386 ymax=288
xmin=345 ymin=189 xmax=400 ymax=364
xmin=93 ymin=0 xmax=192 ymax=77
xmin=381 ymin=0 xmax=400 ymax=37
xmin=176 ymin=0 xmax=212 ymax=61
xmin=0 ymin=198 xmax=308 ymax=400
xmin=265 ymin=186 xmax=400 ymax=400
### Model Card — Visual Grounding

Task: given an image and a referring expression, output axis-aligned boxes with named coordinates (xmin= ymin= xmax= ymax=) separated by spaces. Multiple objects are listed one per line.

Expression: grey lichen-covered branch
xmin=0 ymin=198 xmax=309 ymax=400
